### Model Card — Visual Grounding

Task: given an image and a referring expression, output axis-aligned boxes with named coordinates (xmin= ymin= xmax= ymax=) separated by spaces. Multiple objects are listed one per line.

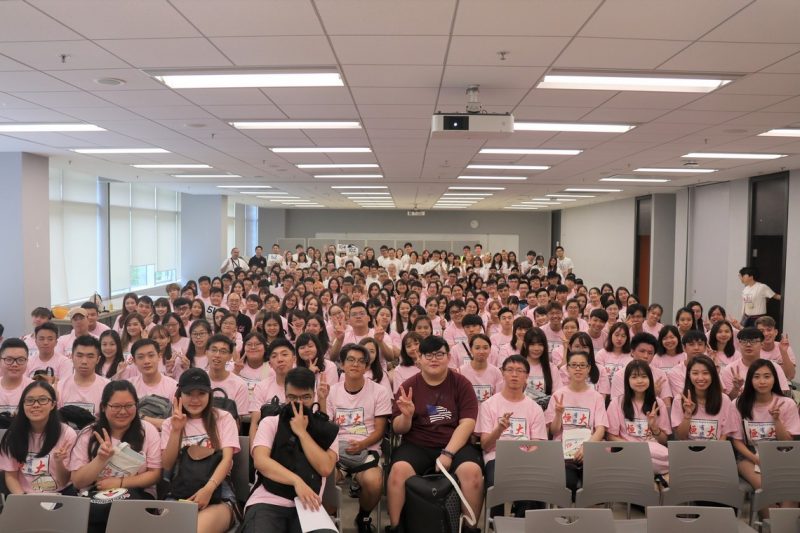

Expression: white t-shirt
xmin=556 ymin=257 xmax=574 ymax=278
xmin=742 ymin=282 xmax=775 ymax=316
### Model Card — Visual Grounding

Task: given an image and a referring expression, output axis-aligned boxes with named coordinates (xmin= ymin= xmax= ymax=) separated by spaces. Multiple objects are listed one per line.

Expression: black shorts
xmin=391 ymin=441 xmax=483 ymax=475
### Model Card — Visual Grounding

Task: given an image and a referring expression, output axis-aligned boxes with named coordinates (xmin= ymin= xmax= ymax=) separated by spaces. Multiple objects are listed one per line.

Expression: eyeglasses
xmin=207 ymin=348 xmax=231 ymax=356
xmin=245 ymin=343 xmax=263 ymax=350
xmin=344 ymin=357 xmax=368 ymax=366
xmin=567 ymin=363 xmax=590 ymax=370
xmin=106 ymin=403 xmax=137 ymax=412
xmin=191 ymin=332 xmax=209 ymax=338
xmin=165 ymin=322 xmax=179 ymax=328
xmin=350 ymin=312 xmax=367 ymax=318
xmin=739 ymin=339 xmax=762 ymax=346
xmin=502 ymin=368 xmax=528 ymax=375
xmin=286 ymin=394 xmax=314 ymax=403
xmin=24 ymin=397 xmax=53 ymax=406
xmin=421 ymin=350 xmax=448 ymax=361
xmin=2 ymin=357 xmax=28 ymax=366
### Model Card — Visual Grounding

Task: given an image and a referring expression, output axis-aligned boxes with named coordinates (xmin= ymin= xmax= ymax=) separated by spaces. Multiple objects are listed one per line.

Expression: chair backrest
xmin=524 ymin=508 xmax=617 ymax=533
xmin=646 ymin=506 xmax=739 ymax=533
xmin=0 ymin=494 xmax=90 ymax=533
xmin=106 ymin=500 xmax=198 ymax=533
xmin=662 ymin=440 xmax=744 ymax=508
xmin=321 ymin=470 xmax=340 ymax=511
xmin=768 ymin=508 xmax=800 ymax=533
xmin=486 ymin=440 xmax=572 ymax=509
xmin=231 ymin=435 xmax=250 ymax=505
xmin=575 ymin=441 xmax=660 ymax=508
xmin=752 ymin=441 xmax=800 ymax=513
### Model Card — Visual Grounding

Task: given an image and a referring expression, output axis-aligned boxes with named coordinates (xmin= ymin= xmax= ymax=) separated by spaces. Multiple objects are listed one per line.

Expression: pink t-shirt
xmin=490 ymin=332 xmax=513 ymax=356
xmin=588 ymin=330 xmax=608 ymax=353
xmin=760 ymin=343 xmax=797 ymax=365
xmin=170 ymin=337 xmax=190 ymax=357
xmin=0 ymin=423 xmax=77 ymax=493
xmin=326 ymin=379 xmax=392 ymax=453
xmin=237 ymin=363 xmax=273 ymax=401
xmin=67 ymin=420 xmax=162 ymax=493
xmin=341 ymin=369 xmax=393 ymax=396
xmin=392 ymin=364 xmax=421 ymax=394
xmin=458 ymin=363 xmax=504 ymax=403
xmin=711 ymin=350 xmax=741 ymax=372
xmin=209 ymin=373 xmax=250 ymax=416
xmin=606 ymin=396 xmax=672 ymax=441
xmin=27 ymin=354 xmax=73 ymax=381
xmin=246 ymin=415 xmax=339 ymax=509
xmin=651 ymin=353 xmax=686 ymax=372
xmin=642 ymin=321 xmax=663 ymax=336
xmin=444 ymin=324 xmax=469 ymax=369
xmin=249 ymin=376 xmax=286 ymax=412
xmin=557 ymin=365 xmax=611 ymax=396
xmin=669 ymin=394 xmax=739 ymax=440
xmin=476 ymin=392 xmax=546 ymax=462
xmin=545 ymin=387 xmax=609 ymax=439
xmin=721 ymin=358 xmax=790 ymax=394
xmin=342 ymin=326 xmax=374 ymax=347
xmin=667 ymin=363 xmax=689 ymax=398
xmin=57 ymin=374 xmax=110 ymax=415
xmin=524 ymin=361 xmax=561 ymax=403
xmin=595 ymin=350 xmax=633 ymax=391
xmin=610 ymin=362 xmax=673 ymax=401
xmin=160 ymin=409 xmax=240 ymax=474
xmin=128 ymin=374 xmax=178 ymax=400
xmin=540 ymin=324 xmax=564 ymax=352
xmin=733 ymin=395 xmax=800 ymax=444
xmin=0 ymin=377 xmax=33 ymax=414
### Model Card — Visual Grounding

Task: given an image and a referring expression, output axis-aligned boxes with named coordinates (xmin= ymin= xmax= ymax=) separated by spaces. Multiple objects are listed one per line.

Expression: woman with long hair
xmin=392 ymin=332 xmax=422 ymax=394
xmin=672 ymin=355 xmax=737 ymax=440
xmin=97 ymin=330 xmax=131 ymax=380
xmin=520 ymin=328 xmax=559 ymax=408
xmin=113 ymin=292 xmax=139 ymax=333
xmin=354 ymin=337 xmax=391 ymax=393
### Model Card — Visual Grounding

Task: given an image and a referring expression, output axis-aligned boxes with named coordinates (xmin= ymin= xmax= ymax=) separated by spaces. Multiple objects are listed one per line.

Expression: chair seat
xmin=493 ymin=516 xmax=648 ymax=533
xmin=613 ymin=518 xmax=647 ymax=533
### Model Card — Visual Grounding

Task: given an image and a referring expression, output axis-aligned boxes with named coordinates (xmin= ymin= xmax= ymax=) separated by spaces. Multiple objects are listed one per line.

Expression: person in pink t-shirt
xmin=97 ymin=330 xmax=133 ymax=381
xmin=478 ymin=354 xmax=547 ymax=519
xmin=162 ymin=368 xmax=241 ymax=533
xmin=57 ymin=335 xmax=109 ymax=416
xmin=28 ymin=323 xmax=73 ymax=385
xmin=0 ymin=338 xmax=33 ymax=414
xmin=327 ymin=343 xmax=392 ymax=532
xmin=520 ymin=328 xmax=560 ymax=410
xmin=496 ymin=316 xmax=533 ymax=363
xmin=610 ymin=333 xmax=673 ymax=409
xmin=234 ymin=332 xmax=273 ymax=400
xmin=541 ymin=302 xmax=565 ymax=353
xmin=586 ymin=309 xmax=609 ymax=353
xmin=459 ymin=334 xmax=504 ymax=403
xmin=489 ymin=307 xmax=514 ymax=356
xmin=0 ymin=381 xmax=76 ymax=494
xmin=606 ymin=360 xmax=671 ymax=475
xmin=671 ymin=356 xmax=738 ymax=441
xmin=248 ymin=339 xmax=295 ymax=442
xmin=755 ymin=316 xmax=796 ymax=380
xmin=549 ymin=318 xmax=580 ymax=368
xmin=355 ymin=338 xmax=393 ymax=395
xmin=707 ymin=320 xmax=741 ymax=371
xmin=545 ymin=350 xmax=608 ymax=499
xmin=557 ymin=332 xmax=611 ymax=397
xmin=652 ymin=326 xmax=687 ymax=372
xmin=129 ymin=339 xmax=179 ymax=431
xmin=595 ymin=322 xmax=633 ymax=392
xmin=722 ymin=327 xmax=791 ymax=399
xmin=392 ymin=332 xmax=422 ymax=394
xmin=205 ymin=335 xmax=250 ymax=419
xmin=242 ymin=367 xmax=338 ymax=533
xmin=731 ymin=359 xmax=800 ymax=518
xmin=643 ymin=304 xmax=664 ymax=337
xmin=295 ymin=333 xmax=339 ymax=391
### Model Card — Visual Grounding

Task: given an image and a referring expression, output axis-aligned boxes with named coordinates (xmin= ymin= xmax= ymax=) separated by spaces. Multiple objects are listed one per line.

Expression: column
xmin=180 ymin=194 xmax=227 ymax=281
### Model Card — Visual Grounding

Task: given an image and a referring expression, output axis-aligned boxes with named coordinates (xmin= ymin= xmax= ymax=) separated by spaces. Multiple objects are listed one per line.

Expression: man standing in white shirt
xmin=739 ymin=267 xmax=781 ymax=327
xmin=220 ymin=247 xmax=248 ymax=273
xmin=555 ymin=246 xmax=574 ymax=278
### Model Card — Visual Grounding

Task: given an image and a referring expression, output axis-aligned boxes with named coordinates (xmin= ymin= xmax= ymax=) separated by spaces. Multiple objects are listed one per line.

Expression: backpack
xmin=251 ymin=402 xmax=339 ymax=500
xmin=401 ymin=458 xmax=477 ymax=533
xmin=211 ymin=387 xmax=239 ymax=422
xmin=259 ymin=395 xmax=283 ymax=419
xmin=59 ymin=405 xmax=96 ymax=430
xmin=137 ymin=395 xmax=172 ymax=420
xmin=169 ymin=445 xmax=223 ymax=503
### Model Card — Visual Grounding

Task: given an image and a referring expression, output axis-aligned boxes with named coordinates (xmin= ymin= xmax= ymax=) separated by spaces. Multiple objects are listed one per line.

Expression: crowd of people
xmin=0 ymin=241 xmax=796 ymax=533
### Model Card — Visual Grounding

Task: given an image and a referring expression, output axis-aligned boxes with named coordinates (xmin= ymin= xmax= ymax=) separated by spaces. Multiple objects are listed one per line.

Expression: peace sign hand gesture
xmin=289 ymin=400 xmax=309 ymax=437
xmin=498 ymin=411 xmax=512 ymax=431
xmin=731 ymin=366 xmax=744 ymax=393
xmin=317 ymin=372 xmax=329 ymax=403
xmin=93 ymin=428 xmax=114 ymax=461
xmin=396 ymin=387 xmax=415 ymax=418
xmin=232 ymin=351 xmax=245 ymax=375
xmin=768 ymin=397 xmax=782 ymax=421
xmin=681 ymin=392 xmax=696 ymax=419
xmin=553 ymin=394 xmax=565 ymax=416
xmin=647 ymin=404 xmax=660 ymax=433
xmin=170 ymin=396 xmax=187 ymax=434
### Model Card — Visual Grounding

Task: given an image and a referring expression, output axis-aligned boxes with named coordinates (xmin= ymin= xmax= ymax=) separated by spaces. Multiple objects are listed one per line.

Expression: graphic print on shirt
xmin=335 ymin=407 xmax=367 ymax=436
xmin=182 ymin=433 xmax=213 ymax=449
xmin=472 ymin=384 xmax=493 ymax=403
xmin=688 ymin=418 xmax=719 ymax=440
xmin=625 ymin=418 xmax=651 ymax=438
xmin=426 ymin=404 xmax=453 ymax=423
xmin=562 ymin=406 xmax=591 ymax=428
xmin=745 ymin=421 xmax=777 ymax=443
xmin=525 ymin=376 xmax=547 ymax=400
xmin=23 ymin=453 xmax=57 ymax=492
xmin=501 ymin=417 xmax=528 ymax=439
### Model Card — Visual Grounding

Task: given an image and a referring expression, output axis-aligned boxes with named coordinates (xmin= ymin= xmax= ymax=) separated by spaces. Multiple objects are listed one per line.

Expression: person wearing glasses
xmin=330 ymin=302 xmax=373 ymax=362
xmin=386 ymin=335 xmax=483 ymax=533
xmin=0 ymin=380 xmax=77 ymax=494
xmin=326 ymin=343 xmax=392 ymax=533
xmin=206 ymin=334 xmax=250 ymax=418
xmin=721 ymin=328 xmax=791 ymax=400
xmin=477 ymin=354 xmax=547 ymax=519
xmin=0 ymin=338 xmax=33 ymax=415
xmin=56 ymin=335 xmax=109 ymax=416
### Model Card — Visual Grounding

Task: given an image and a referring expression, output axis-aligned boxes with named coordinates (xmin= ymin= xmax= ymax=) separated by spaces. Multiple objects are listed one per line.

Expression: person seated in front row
xmin=240 ymin=367 xmax=338 ymax=533
xmin=386 ymin=335 xmax=483 ymax=533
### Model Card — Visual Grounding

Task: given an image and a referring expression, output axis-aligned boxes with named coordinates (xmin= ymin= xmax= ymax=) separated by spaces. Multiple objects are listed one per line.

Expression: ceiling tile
xmin=332 ymin=36 xmax=448 ymax=65
xmin=762 ymin=51 xmax=800 ymax=74
xmin=519 ymin=88 xmax=613 ymax=108
xmin=0 ymin=2 xmax=82 ymax=41
xmin=316 ymin=0 xmax=456 ymax=35
xmin=0 ymin=55 xmax=29 ymax=71
xmin=703 ymin=2 xmax=800 ymax=44
xmin=276 ymin=104 xmax=358 ymax=119
xmin=0 ymin=108 xmax=77 ymax=122
xmin=357 ymin=104 xmax=435 ymax=119
xmin=15 ymin=91 xmax=111 ymax=108
xmin=715 ymin=73 xmax=800 ymax=96
xmin=170 ymin=0 xmax=323 ymax=36
xmin=0 ymin=92 xmax=42 ymax=108
xmin=96 ymin=38 xmax=232 ymax=68
xmin=204 ymin=105 xmax=286 ymax=119
xmin=0 ymin=40 xmax=128 ymax=70
xmin=59 ymin=107 xmax=142 ymax=120
xmin=555 ymin=38 xmax=690 ymax=69
xmin=351 ymin=87 xmax=438 ymax=106
xmin=580 ymin=107 xmax=666 ymax=123
xmin=211 ymin=36 xmax=335 ymax=66
xmin=0 ymin=71 xmax=76 ymax=92
xmin=454 ymin=0 xmax=601 ymax=36
xmin=343 ymin=65 xmax=442 ymax=88
xmin=659 ymin=42 xmax=800 ymax=72
xmin=29 ymin=0 xmax=200 ymax=39
xmin=442 ymin=65 xmax=546 ymax=89
xmin=262 ymin=87 xmax=352 ymax=105
xmin=600 ymin=92 xmax=704 ymax=109
xmin=91 ymin=89 xmax=190 ymax=107
xmin=176 ymin=88 xmax=272 ymax=106
xmin=654 ymin=109 xmax=746 ymax=125
xmin=447 ymin=36 xmax=569 ymax=67
xmin=132 ymin=105 xmax=214 ymax=120
xmin=683 ymin=93 xmax=789 ymax=112
xmin=580 ymin=0 xmax=750 ymax=40
xmin=44 ymin=68 xmax=167 ymax=91
xmin=511 ymin=105 xmax=595 ymax=121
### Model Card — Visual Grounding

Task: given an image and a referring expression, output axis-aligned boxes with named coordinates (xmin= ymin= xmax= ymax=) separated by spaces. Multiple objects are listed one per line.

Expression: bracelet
xmin=440 ymin=449 xmax=455 ymax=459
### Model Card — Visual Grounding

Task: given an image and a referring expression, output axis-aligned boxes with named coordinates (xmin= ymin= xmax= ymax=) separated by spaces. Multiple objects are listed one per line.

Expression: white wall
xmin=783 ymin=170 xmax=800 ymax=346
xmin=180 ymin=194 xmax=226 ymax=282
xmin=559 ymin=198 xmax=636 ymax=289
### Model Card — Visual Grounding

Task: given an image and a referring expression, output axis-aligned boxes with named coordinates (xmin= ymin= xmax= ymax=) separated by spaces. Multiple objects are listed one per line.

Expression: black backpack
xmin=251 ymin=402 xmax=339 ymax=500
xmin=211 ymin=387 xmax=239 ymax=422
xmin=401 ymin=458 xmax=477 ymax=533
xmin=259 ymin=395 xmax=283 ymax=419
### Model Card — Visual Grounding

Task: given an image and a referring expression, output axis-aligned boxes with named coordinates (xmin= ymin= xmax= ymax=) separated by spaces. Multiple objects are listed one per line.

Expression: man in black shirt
xmin=249 ymin=245 xmax=267 ymax=270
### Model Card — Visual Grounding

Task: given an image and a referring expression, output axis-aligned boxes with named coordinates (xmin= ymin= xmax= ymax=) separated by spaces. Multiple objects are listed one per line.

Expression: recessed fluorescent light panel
xmin=72 ymin=148 xmax=169 ymax=154
xmin=0 ymin=123 xmax=105 ymax=132
xmin=546 ymin=194 xmax=595 ymax=198
xmin=537 ymin=73 xmax=732 ymax=93
xmin=216 ymin=185 xmax=273 ymax=189
xmin=480 ymin=148 xmax=582 ymax=156
xmin=564 ymin=188 xmax=622 ymax=193
xmin=148 ymin=69 xmax=343 ymax=89
xmin=238 ymin=191 xmax=287 ymax=195
xmin=457 ymin=176 xmax=527 ymax=181
xmin=515 ymin=122 xmax=634 ymax=133
xmin=173 ymin=174 xmax=241 ymax=178
xmin=330 ymin=186 xmax=388 ymax=189
xmin=231 ymin=121 xmax=360 ymax=130
xmin=314 ymin=174 xmax=383 ymax=179
xmin=467 ymin=164 xmax=550 ymax=171
xmin=299 ymin=164 xmax=379 ymax=169
xmin=448 ymin=186 xmax=506 ymax=191
xmin=442 ymin=193 xmax=492 ymax=196
xmin=682 ymin=152 xmax=786 ymax=160
xmin=758 ymin=129 xmax=800 ymax=137
xmin=132 ymin=164 xmax=211 ymax=169
xmin=271 ymin=147 xmax=371 ymax=153
xmin=600 ymin=177 xmax=670 ymax=183
xmin=634 ymin=168 xmax=716 ymax=173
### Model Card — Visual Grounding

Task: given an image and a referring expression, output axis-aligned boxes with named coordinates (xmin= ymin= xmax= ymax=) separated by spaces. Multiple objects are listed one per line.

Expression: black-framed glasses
xmin=421 ymin=350 xmax=448 ymax=361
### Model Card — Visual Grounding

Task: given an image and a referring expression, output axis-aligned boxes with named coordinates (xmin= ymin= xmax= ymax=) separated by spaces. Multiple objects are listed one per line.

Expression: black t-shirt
xmin=249 ymin=255 xmax=267 ymax=269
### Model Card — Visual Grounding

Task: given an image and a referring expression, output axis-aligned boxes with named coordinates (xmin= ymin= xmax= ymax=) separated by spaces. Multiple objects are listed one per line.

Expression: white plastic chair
xmin=106 ymin=499 xmax=198 ymax=533
xmin=0 ymin=493 xmax=90 ymax=533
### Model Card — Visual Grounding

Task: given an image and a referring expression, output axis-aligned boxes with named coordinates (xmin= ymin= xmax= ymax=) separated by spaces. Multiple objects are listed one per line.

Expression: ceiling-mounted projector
xmin=430 ymin=84 xmax=514 ymax=138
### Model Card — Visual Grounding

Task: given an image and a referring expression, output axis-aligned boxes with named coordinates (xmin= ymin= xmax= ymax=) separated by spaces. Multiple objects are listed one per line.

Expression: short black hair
xmin=737 ymin=327 xmax=765 ymax=342
xmin=0 ymin=337 xmax=27 ymax=356
xmin=285 ymin=367 xmax=316 ymax=392
xmin=419 ymin=335 xmax=448 ymax=354
xmin=631 ymin=332 xmax=658 ymax=351
xmin=72 ymin=334 xmax=101 ymax=356
xmin=681 ymin=330 xmax=707 ymax=345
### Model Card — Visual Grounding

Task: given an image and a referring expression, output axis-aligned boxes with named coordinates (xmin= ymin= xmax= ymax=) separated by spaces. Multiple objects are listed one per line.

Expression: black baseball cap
xmin=178 ymin=368 xmax=211 ymax=394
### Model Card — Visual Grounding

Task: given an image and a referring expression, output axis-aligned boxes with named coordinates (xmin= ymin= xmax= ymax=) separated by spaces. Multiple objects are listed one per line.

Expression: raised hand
xmin=553 ymin=394 xmax=565 ymax=416
xmin=93 ymin=428 xmax=114 ymax=461
xmin=170 ymin=396 xmax=187 ymax=433
xmin=396 ymin=387 xmax=415 ymax=418
xmin=768 ymin=397 xmax=782 ymax=421
xmin=316 ymin=372 xmax=329 ymax=402
xmin=232 ymin=351 xmax=245 ymax=375
xmin=780 ymin=332 xmax=790 ymax=350
xmin=289 ymin=400 xmax=309 ymax=436
xmin=647 ymin=404 xmax=660 ymax=433
xmin=681 ymin=392 xmax=696 ymax=419
xmin=498 ymin=411 xmax=512 ymax=431
xmin=654 ymin=377 xmax=666 ymax=397
xmin=731 ymin=366 xmax=744 ymax=393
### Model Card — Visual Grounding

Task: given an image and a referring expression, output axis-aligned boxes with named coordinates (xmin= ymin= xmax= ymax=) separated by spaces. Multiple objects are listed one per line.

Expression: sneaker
xmin=348 ymin=476 xmax=362 ymax=498
xmin=356 ymin=515 xmax=375 ymax=533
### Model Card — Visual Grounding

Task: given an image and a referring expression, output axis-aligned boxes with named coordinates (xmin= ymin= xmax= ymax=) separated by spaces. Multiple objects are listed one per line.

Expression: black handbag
xmin=212 ymin=387 xmax=239 ymax=423
xmin=170 ymin=445 xmax=224 ymax=503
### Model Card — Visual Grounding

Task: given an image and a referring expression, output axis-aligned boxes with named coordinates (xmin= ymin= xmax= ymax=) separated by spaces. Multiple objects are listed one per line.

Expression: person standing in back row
xmin=555 ymin=246 xmax=574 ymax=280
xmin=739 ymin=267 xmax=781 ymax=327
